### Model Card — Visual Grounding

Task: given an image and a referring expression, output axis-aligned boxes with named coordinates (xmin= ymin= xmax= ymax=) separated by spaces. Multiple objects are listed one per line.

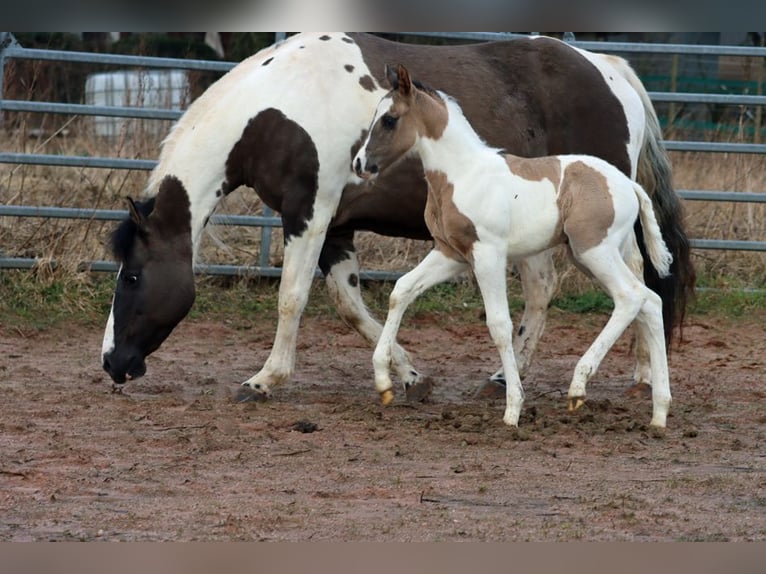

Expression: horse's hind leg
xmin=482 ymin=249 xmax=557 ymax=397
xmin=320 ymin=233 xmax=423 ymax=393
xmin=633 ymin=289 xmax=671 ymax=427
xmin=624 ymin=232 xmax=653 ymax=391
xmin=566 ymin=247 xmax=647 ymax=412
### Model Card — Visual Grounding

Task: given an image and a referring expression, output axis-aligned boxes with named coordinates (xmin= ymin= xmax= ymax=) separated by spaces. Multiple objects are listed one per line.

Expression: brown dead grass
xmin=1 ymin=118 xmax=765 ymax=291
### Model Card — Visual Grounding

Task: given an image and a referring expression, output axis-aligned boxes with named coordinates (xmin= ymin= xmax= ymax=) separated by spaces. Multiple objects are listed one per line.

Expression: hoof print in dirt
xmin=233 ymin=385 xmax=268 ymax=403
xmin=405 ymin=377 xmax=435 ymax=403
xmin=624 ymin=382 xmax=652 ymax=399
xmin=292 ymin=420 xmax=319 ymax=433
xmin=474 ymin=379 xmax=506 ymax=400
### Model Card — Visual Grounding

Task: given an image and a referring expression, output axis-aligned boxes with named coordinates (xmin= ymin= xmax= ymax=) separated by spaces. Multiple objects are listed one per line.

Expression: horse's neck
xmin=417 ymin=103 xmax=494 ymax=174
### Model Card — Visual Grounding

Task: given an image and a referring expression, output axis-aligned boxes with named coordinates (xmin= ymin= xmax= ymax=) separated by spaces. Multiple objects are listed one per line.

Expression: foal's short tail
xmin=633 ymin=182 xmax=673 ymax=279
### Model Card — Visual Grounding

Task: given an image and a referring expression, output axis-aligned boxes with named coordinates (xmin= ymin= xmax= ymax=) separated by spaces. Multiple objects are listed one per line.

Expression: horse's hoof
xmin=234 ymin=385 xmax=269 ymax=403
xmin=567 ymin=397 xmax=585 ymax=411
xmin=380 ymin=389 xmax=395 ymax=406
xmin=405 ymin=377 xmax=434 ymax=403
xmin=475 ymin=379 xmax=506 ymax=400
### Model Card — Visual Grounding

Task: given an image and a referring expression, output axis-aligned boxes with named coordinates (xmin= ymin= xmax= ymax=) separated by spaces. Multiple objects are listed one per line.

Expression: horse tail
xmin=615 ymin=57 xmax=696 ymax=345
xmin=633 ymin=182 xmax=673 ymax=278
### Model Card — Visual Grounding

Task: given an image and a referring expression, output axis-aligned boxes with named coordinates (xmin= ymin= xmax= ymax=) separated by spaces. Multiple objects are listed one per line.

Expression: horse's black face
xmin=102 ymin=176 xmax=195 ymax=385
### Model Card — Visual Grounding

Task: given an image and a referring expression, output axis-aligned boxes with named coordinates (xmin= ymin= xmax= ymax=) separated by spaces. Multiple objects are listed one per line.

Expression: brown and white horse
xmin=354 ymin=65 xmax=673 ymax=427
xmin=101 ymin=33 xmax=693 ymax=404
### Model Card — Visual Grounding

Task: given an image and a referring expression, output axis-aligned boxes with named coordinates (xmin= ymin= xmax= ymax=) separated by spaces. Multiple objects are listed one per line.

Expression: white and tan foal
xmin=353 ymin=64 xmax=674 ymax=428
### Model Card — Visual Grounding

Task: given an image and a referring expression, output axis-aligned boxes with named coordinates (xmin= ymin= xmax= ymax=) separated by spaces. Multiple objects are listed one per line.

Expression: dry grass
xmin=2 ymin=115 xmax=765 ymax=294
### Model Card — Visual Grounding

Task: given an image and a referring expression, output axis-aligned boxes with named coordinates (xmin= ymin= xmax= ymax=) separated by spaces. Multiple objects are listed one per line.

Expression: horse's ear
xmin=396 ymin=64 xmax=412 ymax=97
xmin=126 ymin=197 xmax=146 ymax=229
xmin=385 ymin=64 xmax=398 ymax=90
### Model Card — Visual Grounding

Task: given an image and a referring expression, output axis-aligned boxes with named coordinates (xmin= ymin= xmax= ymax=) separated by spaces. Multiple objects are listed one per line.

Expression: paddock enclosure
xmin=1 ymin=33 xmax=766 ymax=541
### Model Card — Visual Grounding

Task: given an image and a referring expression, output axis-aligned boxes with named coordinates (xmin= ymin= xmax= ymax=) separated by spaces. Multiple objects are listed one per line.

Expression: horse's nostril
xmin=102 ymin=355 xmax=112 ymax=374
xmin=369 ymin=164 xmax=379 ymax=174
xmin=354 ymin=157 xmax=362 ymax=174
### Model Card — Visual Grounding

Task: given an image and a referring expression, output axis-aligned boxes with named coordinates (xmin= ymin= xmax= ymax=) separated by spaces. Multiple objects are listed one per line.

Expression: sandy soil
xmin=1 ymin=306 xmax=765 ymax=541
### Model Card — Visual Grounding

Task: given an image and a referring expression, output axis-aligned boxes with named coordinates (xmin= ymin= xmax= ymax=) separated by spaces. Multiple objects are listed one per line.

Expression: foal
xmin=353 ymin=65 xmax=674 ymax=428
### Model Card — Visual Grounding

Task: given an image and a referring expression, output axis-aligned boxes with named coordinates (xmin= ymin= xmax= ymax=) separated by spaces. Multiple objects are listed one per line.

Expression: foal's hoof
xmin=475 ymin=379 xmax=506 ymax=400
xmin=405 ymin=377 xmax=434 ymax=403
xmin=234 ymin=385 xmax=269 ymax=403
xmin=380 ymin=389 xmax=395 ymax=406
xmin=567 ymin=397 xmax=586 ymax=412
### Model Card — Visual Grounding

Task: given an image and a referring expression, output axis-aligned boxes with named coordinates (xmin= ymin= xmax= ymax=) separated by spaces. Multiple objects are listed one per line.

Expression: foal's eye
xmin=381 ymin=114 xmax=397 ymax=129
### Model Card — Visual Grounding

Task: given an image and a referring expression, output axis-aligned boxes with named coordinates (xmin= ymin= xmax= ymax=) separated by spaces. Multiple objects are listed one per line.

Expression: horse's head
xmin=353 ymin=64 xmax=431 ymax=180
xmin=101 ymin=175 xmax=195 ymax=385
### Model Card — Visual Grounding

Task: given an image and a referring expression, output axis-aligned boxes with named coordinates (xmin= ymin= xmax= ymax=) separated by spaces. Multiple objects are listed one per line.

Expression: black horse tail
xmin=618 ymin=58 xmax=696 ymax=347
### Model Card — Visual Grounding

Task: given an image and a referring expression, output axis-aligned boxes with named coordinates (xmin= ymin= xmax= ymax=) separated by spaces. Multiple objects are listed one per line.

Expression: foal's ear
xmin=396 ymin=64 xmax=412 ymax=97
xmin=385 ymin=64 xmax=398 ymax=90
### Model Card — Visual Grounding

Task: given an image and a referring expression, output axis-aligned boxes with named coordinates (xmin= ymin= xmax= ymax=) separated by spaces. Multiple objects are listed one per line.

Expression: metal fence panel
xmin=1 ymin=31 xmax=766 ymax=277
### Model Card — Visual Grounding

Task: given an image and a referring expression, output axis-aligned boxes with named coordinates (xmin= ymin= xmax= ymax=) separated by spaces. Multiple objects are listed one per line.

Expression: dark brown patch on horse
xmin=417 ymin=91 xmax=448 ymax=141
xmin=345 ymin=64 xmax=354 ymax=73
xmin=262 ymin=57 xmax=273 ymax=66
xmin=358 ymin=75 xmax=375 ymax=92
xmin=557 ymin=161 xmax=615 ymax=253
xmin=224 ymin=108 xmax=319 ymax=240
xmin=424 ymin=170 xmax=478 ymax=263
xmin=319 ymin=35 xmax=331 ymax=41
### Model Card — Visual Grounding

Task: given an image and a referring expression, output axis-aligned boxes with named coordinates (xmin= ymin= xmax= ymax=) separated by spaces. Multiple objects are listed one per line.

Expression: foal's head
xmin=354 ymin=64 xmax=447 ymax=179
xmin=102 ymin=175 xmax=196 ymax=385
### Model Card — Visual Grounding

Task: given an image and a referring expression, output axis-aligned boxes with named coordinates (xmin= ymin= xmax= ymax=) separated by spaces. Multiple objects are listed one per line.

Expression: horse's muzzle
xmin=102 ymin=350 xmax=146 ymax=384
xmin=354 ymin=156 xmax=378 ymax=180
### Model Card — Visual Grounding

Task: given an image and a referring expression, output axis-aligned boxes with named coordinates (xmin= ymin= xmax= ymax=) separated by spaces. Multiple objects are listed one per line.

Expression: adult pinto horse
xmin=101 ymin=32 xmax=694 ymax=401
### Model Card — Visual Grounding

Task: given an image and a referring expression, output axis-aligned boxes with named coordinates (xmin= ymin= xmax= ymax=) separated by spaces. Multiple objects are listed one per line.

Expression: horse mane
xmin=111 ymin=197 xmax=156 ymax=261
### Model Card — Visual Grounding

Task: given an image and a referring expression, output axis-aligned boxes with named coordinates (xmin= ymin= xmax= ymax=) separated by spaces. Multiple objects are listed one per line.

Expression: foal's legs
xmin=624 ymin=234 xmax=653 ymax=388
xmin=489 ymin=249 xmax=558 ymax=384
xmin=566 ymin=246 xmax=671 ymax=427
xmin=471 ymin=244 xmax=525 ymax=426
xmin=373 ymin=250 xmax=469 ymax=404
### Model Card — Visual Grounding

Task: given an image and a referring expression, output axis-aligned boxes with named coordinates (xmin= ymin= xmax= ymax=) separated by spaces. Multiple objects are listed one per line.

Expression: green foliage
xmin=553 ymin=291 xmax=615 ymax=314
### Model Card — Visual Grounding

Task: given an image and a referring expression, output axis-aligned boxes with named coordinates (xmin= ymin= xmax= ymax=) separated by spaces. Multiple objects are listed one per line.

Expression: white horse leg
xmin=634 ymin=290 xmax=672 ymax=427
xmin=240 ymin=212 xmax=334 ymax=398
xmin=624 ymin=233 xmax=653 ymax=388
xmin=324 ymin=250 xmax=422 ymax=388
xmin=472 ymin=244 xmax=525 ymax=427
xmin=566 ymin=247 xmax=646 ymax=411
xmin=373 ymin=250 xmax=468 ymax=404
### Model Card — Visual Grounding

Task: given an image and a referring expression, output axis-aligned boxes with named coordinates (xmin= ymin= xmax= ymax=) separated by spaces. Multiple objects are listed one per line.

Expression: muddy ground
xmin=1 ymin=304 xmax=765 ymax=541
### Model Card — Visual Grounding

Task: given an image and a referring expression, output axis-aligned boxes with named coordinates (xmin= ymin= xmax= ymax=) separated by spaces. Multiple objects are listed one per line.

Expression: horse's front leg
xmin=471 ymin=244 xmax=524 ymax=426
xmin=237 ymin=194 xmax=337 ymax=401
xmin=320 ymin=232 xmax=425 ymax=396
xmin=373 ymin=250 xmax=468 ymax=404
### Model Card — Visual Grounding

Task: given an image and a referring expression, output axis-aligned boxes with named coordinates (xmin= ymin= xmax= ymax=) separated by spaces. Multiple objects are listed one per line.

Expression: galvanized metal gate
xmin=2 ymin=31 xmax=766 ymax=278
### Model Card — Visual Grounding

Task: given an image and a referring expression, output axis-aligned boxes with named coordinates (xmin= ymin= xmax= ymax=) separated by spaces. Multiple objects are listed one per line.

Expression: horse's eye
xmin=381 ymin=114 xmax=397 ymax=130
xmin=122 ymin=272 xmax=140 ymax=286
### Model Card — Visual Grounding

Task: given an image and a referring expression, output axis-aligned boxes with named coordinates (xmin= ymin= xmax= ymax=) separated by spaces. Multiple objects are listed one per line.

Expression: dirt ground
xmin=1 ymin=304 xmax=765 ymax=541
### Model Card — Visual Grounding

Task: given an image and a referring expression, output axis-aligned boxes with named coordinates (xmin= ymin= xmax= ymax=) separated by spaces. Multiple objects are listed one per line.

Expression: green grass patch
xmin=1 ymin=270 xmax=764 ymax=334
